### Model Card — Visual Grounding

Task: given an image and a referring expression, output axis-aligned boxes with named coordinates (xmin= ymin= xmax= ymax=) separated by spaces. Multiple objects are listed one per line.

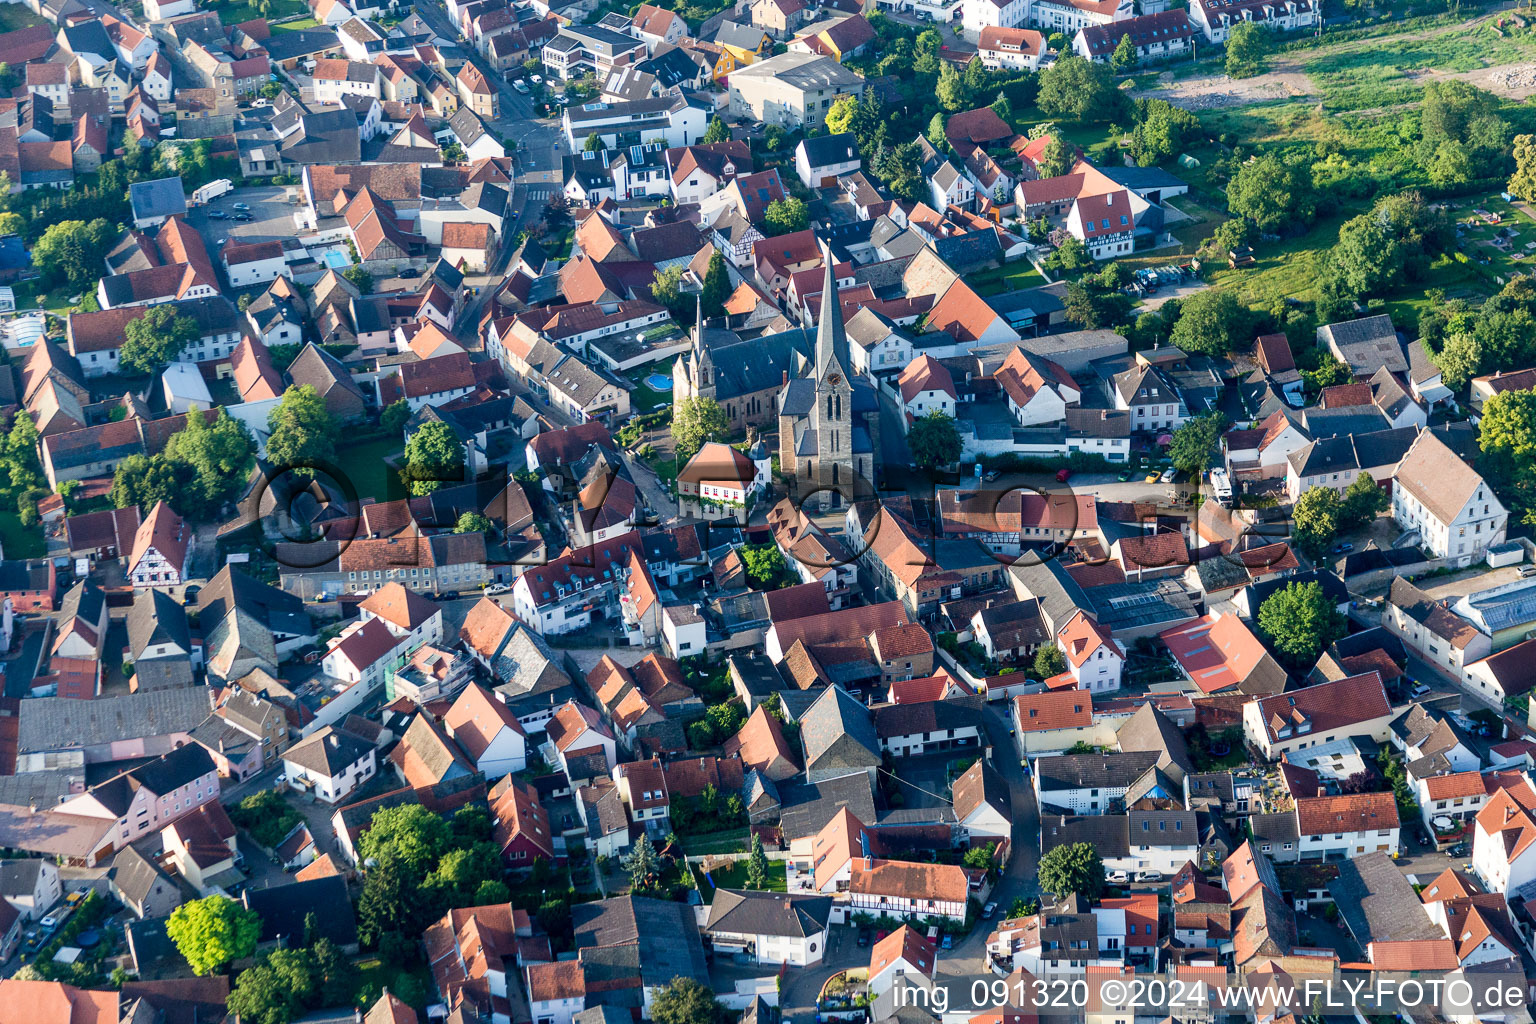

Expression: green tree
xmin=343 ymin=265 xmax=373 ymax=294
xmin=650 ymin=263 xmax=688 ymax=318
xmin=1110 ymin=33 xmax=1138 ymax=72
xmin=672 ymin=396 xmax=729 ymax=463
xmin=1169 ymin=288 xmax=1247 ymax=356
xmin=624 ymin=832 xmax=660 ymax=892
xmin=1038 ymin=134 xmax=1073 ymax=179
xmin=936 ymin=61 xmax=966 ymax=111
xmin=762 ymin=197 xmax=808 ymax=236
xmin=357 ymin=858 xmax=430 ymax=949
xmin=1509 ymin=134 xmax=1536 ymax=203
xmin=1477 ymin=388 xmax=1536 ymax=520
xmin=381 ymin=399 xmax=412 ymax=436
xmin=1340 ymin=474 xmax=1389 ymax=530
xmin=32 ymin=218 xmax=115 ymax=290
xmin=1291 ymin=485 xmax=1341 ymax=559
xmin=825 ymin=94 xmax=858 ymax=136
xmin=1037 ymin=56 xmax=1122 ymax=123
xmin=702 ymin=117 xmax=730 ymax=144
xmin=1432 ymin=329 xmax=1483 ymax=391
xmin=1032 ymin=644 xmax=1066 ymax=680
xmin=265 ymin=385 xmax=336 ymax=477
xmin=120 ymin=304 xmax=200 ymax=374
xmin=227 ymin=955 xmax=311 ymax=1024
xmin=1038 ymin=842 xmax=1106 ymax=902
xmin=700 ymin=250 xmax=730 ymax=319
xmin=166 ymin=896 xmax=261 ymax=975
xmin=584 ymin=134 xmax=607 ymax=152
xmin=164 ymin=407 xmax=256 ymax=517
xmin=1167 ymin=411 xmax=1229 ymax=474
xmin=359 ymin=804 xmax=451 ymax=875
xmin=1257 ymin=581 xmax=1346 ymax=668
xmin=908 ymin=410 xmax=962 ymax=469
xmin=650 ymin=978 xmax=729 ymax=1024
xmin=1225 ymin=22 xmax=1270 ymax=78
xmin=1226 ymin=154 xmax=1316 ymax=234
xmin=744 ymin=833 xmax=770 ymax=890
xmin=455 ymin=511 xmax=494 ymax=534
xmin=401 ymin=420 xmax=465 ymax=496
xmin=927 ymin=112 xmax=948 ymax=149
xmin=426 ymin=843 xmax=503 ymax=905
xmin=741 ymin=543 xmax=787 ymax=588
xmin=110 ymin=453 xmax=185 ymax=512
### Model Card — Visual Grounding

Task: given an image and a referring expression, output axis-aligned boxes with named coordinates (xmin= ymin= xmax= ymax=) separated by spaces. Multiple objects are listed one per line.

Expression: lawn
xmin=970 ymin=261 xmax=1046 ymax=297
xmin=625 ymin=364 xmax=675 ymax=414
xmin=701 ymin=859 xmax=786 ymax=893
xmin=10 ymin=279 xmax=87 ymax=316
xmin=340 ymin=436 xmax=405 ymax=503
xmin=678 ymin=828 xmax=749 ymax=855
xmin=0 ymin=509 xmax=43 ymax=560
xmin=0 ymin=4 xmax=44 ymax=32
xmin=217 ymin=0 xmax=308 ymax=24
xmin=271 ymin=15 xmax=320 ymax=31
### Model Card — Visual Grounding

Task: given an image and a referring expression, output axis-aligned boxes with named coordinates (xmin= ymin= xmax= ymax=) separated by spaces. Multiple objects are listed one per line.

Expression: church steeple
xmin=814 ymin=241 xmax=850 ymax=381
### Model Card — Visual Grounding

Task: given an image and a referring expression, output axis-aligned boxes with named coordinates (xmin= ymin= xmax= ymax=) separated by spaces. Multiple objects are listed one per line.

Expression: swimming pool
xmin=645 ymin=373 xmax=672 ymax=391
xmin=323 ymin=250 xmax=352 ymax=269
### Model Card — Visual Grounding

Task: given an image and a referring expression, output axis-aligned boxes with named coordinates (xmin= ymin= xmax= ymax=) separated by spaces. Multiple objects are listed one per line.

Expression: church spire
xmin=815 ymin=241 xmax=849 ymax=380
xmin=693 ymin=292 xmax=703 ymax=348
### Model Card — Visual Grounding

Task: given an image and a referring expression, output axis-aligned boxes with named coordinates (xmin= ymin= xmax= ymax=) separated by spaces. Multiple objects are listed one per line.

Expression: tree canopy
xmin=1225 ymin=22 xmax=1271 ymax=78
xmin=1169 ymin=288 xmax=1248 ymax=356
xmin=1168 ymin=411 xmax=1229 ymax=475
xmin=265 ymin=385 xmax=336 ymax=477
xmin=909 ymin=410 xmax=962 ymax=470
xmin=1226 ymin=155 xmax=1316 ymax=234
xmin=121 ymin=304 xmax=200 ymax=375
xmin=167 ymin=896 xmax=261 ymax=975
xmin=762 ymin=197 xmax=809 ymax=236
xmin=32 ymin=218 xmax=115 ymax=290
xmin=650 ymin=978 xmax=730 ymax=1024
xmin=1292 ymin=485 xmax=1342 ymax=559
xmin=673 ymin=396 xmax=729 ymax=463
xmin=1037 ymin=57 xmax=1123 ymax=122
xmin=1038 ymin=842 xmax=1105 ymax=902
xmin=1257 ymin=581 xmax=1347 ymax=669
xmin=401 ymin=421 xmax=466 ymax=496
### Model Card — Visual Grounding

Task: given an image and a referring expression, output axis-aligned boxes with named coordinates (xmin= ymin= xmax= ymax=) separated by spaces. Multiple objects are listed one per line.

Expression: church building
xmin=672 ymin=301 xmax=810 ymax=436
xmin=777 ymin=245 xmax=881 ymax=508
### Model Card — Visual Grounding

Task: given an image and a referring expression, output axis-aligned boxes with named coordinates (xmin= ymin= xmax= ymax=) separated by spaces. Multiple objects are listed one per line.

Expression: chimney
xmin=782 ymin=370 xmax=789 ymax=386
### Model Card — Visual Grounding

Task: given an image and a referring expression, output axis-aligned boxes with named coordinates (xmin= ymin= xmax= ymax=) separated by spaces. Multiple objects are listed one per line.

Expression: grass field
xmin=341 ymin=437 xmax=405 ymax=503
xmin=271 ymin=15 xmax=320 ymax=31
xmin=217 ymin=0 xmax=308 ymax=24
xmin=0 ymin=509 xmax=43 ymax=560
xmin=970 ymin=261 xmax=1046 ymax=297
xmin=702 ymin=859 xmax=787 ymax=893
xmin=0 ymin=4 xmax=44 ymax=32
xmin=625 ymin=364 xmax=675 ymax=413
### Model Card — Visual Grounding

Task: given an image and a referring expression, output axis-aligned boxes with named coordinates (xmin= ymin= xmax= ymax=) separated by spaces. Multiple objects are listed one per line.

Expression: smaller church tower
xmin=809 ymin=242 xmax=854 ymax=503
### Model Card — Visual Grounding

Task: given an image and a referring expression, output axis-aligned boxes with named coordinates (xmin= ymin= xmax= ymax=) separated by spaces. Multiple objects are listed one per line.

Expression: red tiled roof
xmin=1013 ymin=690 xmax=1092 ymax=732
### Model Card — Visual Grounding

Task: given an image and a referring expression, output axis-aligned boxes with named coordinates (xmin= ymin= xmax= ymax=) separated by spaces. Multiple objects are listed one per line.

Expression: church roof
xmin=814 ymin=242 xmax=851 ymax=379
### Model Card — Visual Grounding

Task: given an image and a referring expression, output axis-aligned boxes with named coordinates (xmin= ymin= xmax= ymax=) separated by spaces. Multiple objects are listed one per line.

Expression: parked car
xmin=1055 ymin=467 xmax=1071 ymax=483
xmin=1108 ymin=870 xmax=1129 ymax=883
xmin=1521 ymin=564 xmax=1536 ymax=578
xmin=485 ymin=583 xmax=511 ymax=596
xmin=513 ymin=80 xmax=530 ymax=93
xmin=1144 ymin=471 xmax=1161 ymax=483
xmin=233 ymin=202 xmax=250 ymax=211
xmin=1160 ymin=467 xmax=1177 ymax=484
xmin=982 ymin=901 xmax=998 ymax=919
xmin=208 ymin=210 xmax=228 ymax=219
xmin=1333 ymin=542 xmax=1354 ymax=554
xmin=857 ymin=931 xmax=870 ymax=947
xmin=398 ymin=267 xmax=422 ymax=278
xmin=1449 ymin=842 xmax=1468 ymax=858
xmin=940 ymin=934 xmax=953 ymax=949
xmin=1134 ymin=870 xmax=1164 ymax=883
xmin=233 ymin=213 xmax=253 ymax=221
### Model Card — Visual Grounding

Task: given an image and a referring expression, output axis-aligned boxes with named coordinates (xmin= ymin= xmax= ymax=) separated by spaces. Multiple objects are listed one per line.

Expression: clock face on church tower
xmin=827 ymin=373 xmax=842 ymax=386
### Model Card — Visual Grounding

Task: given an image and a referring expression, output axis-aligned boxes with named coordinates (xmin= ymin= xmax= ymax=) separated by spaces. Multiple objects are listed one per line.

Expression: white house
xmin=1392 ymin=429 xmax=1507 ymax=568
xmin=0 ymin=860 xmax=61 ymax=922
xmin=1111 ymin=363 xmax=1188 ymax=433
xmin=897 ymin=354 xmax=957 ymax=420
xmin=794 ymin=133 xmax=860 ymax=189
xmin=281 ymin=726 xmax=378 ymax=804
xmin=704 ymin=889 xmax=833 ymax=966
xmin=1242 ymin=671 xmax=1394 ymax=762
xmin=1187 ymin=0 xmax=1314 ymax=43
xmin=1056 ymin=611 xmax=1125 ymax=693
xmin=976 ymin=26 xmax=1044 ymax=70
xmin=127 ymin=501 xmax=191 ymax=589
xmin=1034 ymin=750 xmax=1167 ymax=815
xmin=1294 ymin=792 xmax=1400 ymax=862
xmin=358 ymin=582 xmax=444 ymax=649
xmin=444 ymin=682 xmax=528 ymax=777
xmin=223 ymin=240 xmax=289 ymax=289
xmin=848 ymin=859 xmax=969 ymax=922
xmin=1473 ymin=779 xmax=1536 ymax=894
xmin=952 ymin=758 xmax=1013 ymax=840
xmin=321 ymin=617 xmax=403 ymax=693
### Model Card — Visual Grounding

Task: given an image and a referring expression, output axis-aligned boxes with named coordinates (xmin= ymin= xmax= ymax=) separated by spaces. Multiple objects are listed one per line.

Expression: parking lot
xmin=183 ymin=184 xmax=298 ymax=259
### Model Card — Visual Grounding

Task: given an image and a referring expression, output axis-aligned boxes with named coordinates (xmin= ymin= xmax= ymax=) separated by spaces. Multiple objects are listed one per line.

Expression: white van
xmin=1209 ymin=467 xmax=1232 ymax=503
